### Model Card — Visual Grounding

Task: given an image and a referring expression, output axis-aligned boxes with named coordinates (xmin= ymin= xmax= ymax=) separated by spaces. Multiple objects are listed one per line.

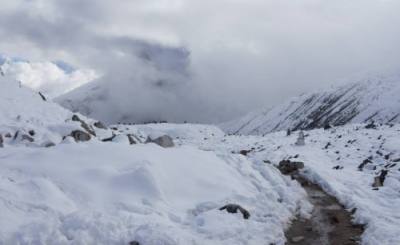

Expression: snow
xmin=221 ymin=73 xmax=400 ymax=135
xmin=2 ymin=72 xmax=400 ymax=244
xmin=119 ymin=123 xmax=400 ymax=245
xmin=0 ymin=139 xmax=308 ymax=244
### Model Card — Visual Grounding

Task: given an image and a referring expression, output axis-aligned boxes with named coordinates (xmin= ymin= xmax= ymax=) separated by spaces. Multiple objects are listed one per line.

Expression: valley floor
xmin=1 ymin=122 xmax=400 ymax=244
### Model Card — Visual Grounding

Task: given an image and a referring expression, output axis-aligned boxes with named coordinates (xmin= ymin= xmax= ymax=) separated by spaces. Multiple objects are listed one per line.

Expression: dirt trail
xmin=285 ymin=173 xmax=364 ymax=245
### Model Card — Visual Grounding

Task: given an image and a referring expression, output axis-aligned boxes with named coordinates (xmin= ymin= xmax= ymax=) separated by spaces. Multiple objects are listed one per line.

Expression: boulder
xmin=94 ymin=121 xmax=107 ymax=129
xmin=129 ymin=241 xmax=140 ymax=245
xmin=278 ymin=160 xmax=305 ymax=175
xmin=372 ymin=170 xmax=388 ymax=188
xmin=21 ymin=134 xmax=34 ymax=142
xmin=145 ymin=135 xmax=174 ymax=148
xmin=127 ymin=134 xmax=137 ymax=145
xmin=72 ymin=114 xmax=96 ymax=136
xmin=42 ymin=141 xmax=56 ymax=148
xmin=219 ymin=204 xmax=250 ymax=220
xmin=0 ymin=134 xmax=3 ymax=147
xmin=70 ymin=130 xmax=91 ymax=142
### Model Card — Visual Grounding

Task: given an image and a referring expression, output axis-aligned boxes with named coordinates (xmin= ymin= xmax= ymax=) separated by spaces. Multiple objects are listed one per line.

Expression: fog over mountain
xmin=1 ymin=0 xmax=400 ymax=123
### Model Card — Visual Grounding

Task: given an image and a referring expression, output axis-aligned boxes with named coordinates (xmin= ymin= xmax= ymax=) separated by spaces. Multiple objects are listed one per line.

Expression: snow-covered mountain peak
xmin=221 ymin=73 xmax=400 ymax=135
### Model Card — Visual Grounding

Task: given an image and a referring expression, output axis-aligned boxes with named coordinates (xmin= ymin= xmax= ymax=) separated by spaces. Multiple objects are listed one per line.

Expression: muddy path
xmin=285 ymin=173 xmax=364 ymax=245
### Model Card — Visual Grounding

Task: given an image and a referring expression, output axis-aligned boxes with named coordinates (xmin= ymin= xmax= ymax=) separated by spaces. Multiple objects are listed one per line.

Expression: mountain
xmin=55 ymin=43 xmax=191 ymax=125
xmin=221 ymin=74 xmax=400 ymax=135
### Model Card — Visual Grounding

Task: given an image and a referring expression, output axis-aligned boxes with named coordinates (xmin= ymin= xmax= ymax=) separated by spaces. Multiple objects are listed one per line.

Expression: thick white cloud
xmin=0 ymin=0 xmax=399 ymax=122
xmin=1 ymin=60 xmax=98 ymax=98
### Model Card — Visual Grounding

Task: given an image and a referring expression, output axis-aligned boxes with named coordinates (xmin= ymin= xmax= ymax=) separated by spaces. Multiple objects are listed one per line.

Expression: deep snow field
xmin=119 ymin=123 xmax=400 ymax=245
xmin=1 ymin=74 xmax=400 ymax=245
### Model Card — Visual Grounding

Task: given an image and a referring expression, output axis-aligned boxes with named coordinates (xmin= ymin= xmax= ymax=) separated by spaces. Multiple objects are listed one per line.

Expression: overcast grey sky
xmin=1 ymin=0 xmax=400 ymax=123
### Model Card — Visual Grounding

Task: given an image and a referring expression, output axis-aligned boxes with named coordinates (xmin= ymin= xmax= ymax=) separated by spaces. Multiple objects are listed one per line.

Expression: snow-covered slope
xmin=0 ymin=73 xmax=309 ymax=244
xmin=222 ymin=74 xmax=400 ymax=135
xmin=0 ymin=73 xmax=112 ymax=147
xmin=122 ymin=122 xmax=400 ymax=245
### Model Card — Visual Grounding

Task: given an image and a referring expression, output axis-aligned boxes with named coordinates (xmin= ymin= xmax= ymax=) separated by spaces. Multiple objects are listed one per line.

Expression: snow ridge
xmin=222 ymin=74 xmax=400 ymax=135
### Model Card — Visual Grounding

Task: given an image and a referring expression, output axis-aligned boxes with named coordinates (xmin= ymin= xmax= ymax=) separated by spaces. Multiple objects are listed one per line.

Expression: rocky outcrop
xmin=72 ymin=114 xmax=96 ymax=136
xmin=278 ymin=160 xmax=305 ymax=175
xmin=0 ymin=134 xmax=3 ymax=148
xmin=70 ymin=130 xmax=91 ymax=142
xmin=145 ymin=135 xmax=174 ymax=148
xmin=219 ymin=204 xmax=250 ymax=220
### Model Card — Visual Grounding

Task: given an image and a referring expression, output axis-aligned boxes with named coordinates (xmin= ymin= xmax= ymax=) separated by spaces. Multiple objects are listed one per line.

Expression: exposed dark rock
xmin=0 ymin=134 xmax=3 ymax=147
xmin=43 ymin=141 xmax=56 ymax=148
xmin=358 ymin=159 xmax=372 ymax=171
xmin=72 ymin=114 xmax=96 ymax=136
xmin=21 ymin=134 xmax=34 ymax=142
xmin=38 ymin=92 xmax=47 ymax=101
xmin=239 ymin=149 xmax=252 ymax=156
xmin=94 ymin=121 xmax=107 ymax=129
xmin=4 ymin=133 xmax=11 ymax=138
xmin=127 ymin=134 xmax=137 ymax=145
xmin=333 ymin=165 xmax=344 ymax=170
xmin=219 ymin=204 xmax=250 ymax=219
xmin=324 ymin=124 xmax=332 ymax=130
xmin=102 ymin=134 xmax=116 ymax=142
xmin=129 ymin=241 xmax=140 ymax=245
xmin=145 ymin=135 xmax=174 ymax=148
xmin=28 ymin=130 xmax=35 ymax=136
xmin=372 ymin=170 xmax=388 ymax=188
xmin=278 ymin=160 xmax=305 ymax=175
xmin=70 ymin=130 xmax=91 ymax=142
xmin=365 ymin=121 xmax=377 ymax=129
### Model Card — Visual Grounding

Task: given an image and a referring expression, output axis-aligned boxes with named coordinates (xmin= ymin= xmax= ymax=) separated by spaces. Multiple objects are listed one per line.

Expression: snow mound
xmin=0 ymin=74 xmax=111 ymax=147
xmin=0 ymin=139 xmax=308 ymax=244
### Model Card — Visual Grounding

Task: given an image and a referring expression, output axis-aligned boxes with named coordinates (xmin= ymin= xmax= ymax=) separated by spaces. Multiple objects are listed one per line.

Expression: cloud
xmin=0 ymin=0 xmax=399 ymax=123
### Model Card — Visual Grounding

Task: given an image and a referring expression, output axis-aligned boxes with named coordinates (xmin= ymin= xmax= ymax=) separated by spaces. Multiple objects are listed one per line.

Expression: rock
xmin=0 ymin=134 xmax=3 ymax=147
xmin=38 ymin=91 xmax=47 ymax=101
xmin=239 ymin=149 xmax=251 ymax=156
xmin=4 ymin=133 xmax=11 ymax=138
xmin=145 ymin=135 xmax=174 ymax=148
xmin=72 ymin=114 xmax=96 ymax=136
xmin=372 ymin=176 xmax=383 ymax=188
xmin=28 ymin=130 xmax=35 ymax=136
xmin=127 ymin=134 xmax=137 ymax=145
xmin=219 ymin=204 xmax=250 ymax=219
xmin=94 ymin=121 xmax=107 ymax=129
xmin=358 ymin=158 xmax=372 ymax=171
xmin=21 ymin=134 xmax=34 ymax=142
xmin=42 ymin=141 xmax=56 ymax=148
xmin=70 ymin=130 xmax=91 ymax=142
xmin=365 ymin=121 xmax=377 ymax=129
xmin=102 ymin=134 xmax=116 ymax=142
xmin=291 ymin=236 xmax=305 ymax=243
xmin=278 ymin=160 xmax=305 ymax=175
xmin=129 ymin=241 xmax=140 ymax=245
xmin=332 ymin=165 xmax=344 ymax=170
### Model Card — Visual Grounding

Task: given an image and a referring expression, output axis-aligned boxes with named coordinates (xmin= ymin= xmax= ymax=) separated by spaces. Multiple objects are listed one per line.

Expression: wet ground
xmin=285 ymin=174 xmax=364 ymax=245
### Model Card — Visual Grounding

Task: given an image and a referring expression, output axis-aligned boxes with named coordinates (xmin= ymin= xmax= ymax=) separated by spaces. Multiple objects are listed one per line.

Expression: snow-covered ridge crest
xmin=0 ymin=73 xmax=112 ymax=147
xmin=221 ymin=73 xmax=400 ymax=135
